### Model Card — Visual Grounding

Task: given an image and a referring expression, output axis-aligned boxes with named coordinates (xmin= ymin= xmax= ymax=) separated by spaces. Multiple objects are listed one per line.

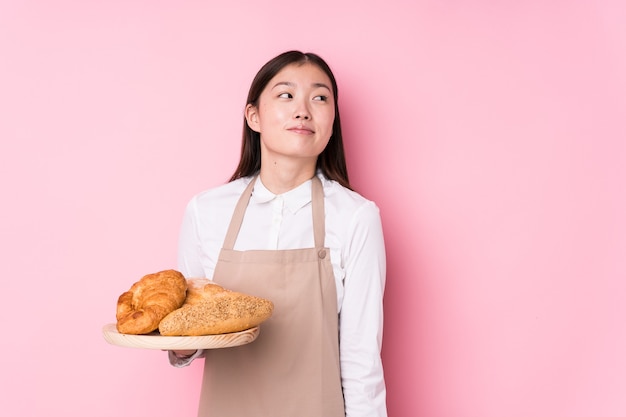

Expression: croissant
xmin=158 ymin=278 xmax=274 ymax=336
xmin=116 ymin=269 xmax=187 ymax=335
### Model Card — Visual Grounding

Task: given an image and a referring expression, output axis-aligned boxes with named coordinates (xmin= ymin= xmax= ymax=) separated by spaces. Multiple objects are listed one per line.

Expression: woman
xmin=170 ymin=50 xmax=387 ymax=417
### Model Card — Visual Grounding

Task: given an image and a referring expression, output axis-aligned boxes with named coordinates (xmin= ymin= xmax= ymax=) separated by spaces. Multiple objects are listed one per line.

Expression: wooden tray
xmin=102 ymin=323 xmax=259 ymax=350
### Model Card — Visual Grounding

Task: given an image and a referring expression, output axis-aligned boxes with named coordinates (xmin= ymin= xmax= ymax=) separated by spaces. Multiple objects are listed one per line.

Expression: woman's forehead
xmin=268 ymin=63 xmax=333 ymax=91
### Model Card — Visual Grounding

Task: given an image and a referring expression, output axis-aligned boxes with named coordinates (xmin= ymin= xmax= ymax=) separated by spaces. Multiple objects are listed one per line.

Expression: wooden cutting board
xmin=102 ymin=323 xmax=259 ymax=350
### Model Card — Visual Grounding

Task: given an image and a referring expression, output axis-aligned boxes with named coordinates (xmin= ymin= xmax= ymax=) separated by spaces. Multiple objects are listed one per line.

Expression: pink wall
xmin=1 ymin=1 xmax=624 ymax=416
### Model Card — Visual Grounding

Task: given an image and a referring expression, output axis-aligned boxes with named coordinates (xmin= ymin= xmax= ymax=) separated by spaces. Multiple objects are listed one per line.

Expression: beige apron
xmin=198 ymin=176 xmax=345 ymax=417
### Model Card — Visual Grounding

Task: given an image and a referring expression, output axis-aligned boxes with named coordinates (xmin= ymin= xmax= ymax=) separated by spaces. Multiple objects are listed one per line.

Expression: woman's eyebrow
xmin=271 ymin=81 xmax=295 ymax=90
xmin=312 ymin=82 xmax=332 ymax=92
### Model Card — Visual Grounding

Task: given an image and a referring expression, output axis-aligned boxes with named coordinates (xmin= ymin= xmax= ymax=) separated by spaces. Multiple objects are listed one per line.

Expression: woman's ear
xmin=245 ymin=104 xmax=260 ymax=133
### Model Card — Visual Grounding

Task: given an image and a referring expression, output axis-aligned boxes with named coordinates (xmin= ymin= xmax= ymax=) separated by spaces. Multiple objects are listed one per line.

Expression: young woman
xmin=170 ymin=50 xmax=387 ymax=417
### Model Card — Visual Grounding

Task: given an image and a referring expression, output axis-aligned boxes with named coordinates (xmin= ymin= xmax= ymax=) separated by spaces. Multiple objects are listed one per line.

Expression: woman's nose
xmin=294 ymin=100 xmax=311 ymax=120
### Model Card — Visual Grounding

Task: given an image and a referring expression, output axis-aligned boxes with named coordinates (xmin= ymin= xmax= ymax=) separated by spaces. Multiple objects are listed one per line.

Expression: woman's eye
xmin=313 ymin=95 xmax=328 ymax=102
xmin=278 ymin=93 xmax=293 ymax=99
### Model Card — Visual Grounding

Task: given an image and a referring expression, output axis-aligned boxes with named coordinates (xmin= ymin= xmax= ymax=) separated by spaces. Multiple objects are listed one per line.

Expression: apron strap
xmin=311 ymin=175 xmax=325 ymax=249
xmin=222 ymin=175 xmax=326 ymax=250
xmin=222 ymin=176 xmax=257 ymax=250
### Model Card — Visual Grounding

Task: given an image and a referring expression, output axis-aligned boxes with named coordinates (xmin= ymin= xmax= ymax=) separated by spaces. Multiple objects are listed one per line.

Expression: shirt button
xmin=318 ymin=249 xmax=327 ymax=259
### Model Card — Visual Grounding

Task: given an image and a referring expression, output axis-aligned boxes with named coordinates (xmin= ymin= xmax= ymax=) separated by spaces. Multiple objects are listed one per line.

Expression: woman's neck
xmin=259 ymin=156 xmax=317 ymax=195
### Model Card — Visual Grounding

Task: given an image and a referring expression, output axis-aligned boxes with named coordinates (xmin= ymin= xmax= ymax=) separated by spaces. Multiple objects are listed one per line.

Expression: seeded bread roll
xmin=116 ymin=270 xmax=188 ymax=335
xmin=158 ymin=278 xmax=274 ymax=336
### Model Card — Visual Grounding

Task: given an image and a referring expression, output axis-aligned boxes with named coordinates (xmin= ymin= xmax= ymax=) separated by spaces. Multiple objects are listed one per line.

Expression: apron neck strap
xmin=311 ymin=175 xmax=325 ymax=248
xmin=222 ymin=175 xmax=326 ymax=250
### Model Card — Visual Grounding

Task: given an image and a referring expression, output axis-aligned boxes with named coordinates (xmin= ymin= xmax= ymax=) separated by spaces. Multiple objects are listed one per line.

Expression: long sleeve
xmin=177 ymin=197 xmax=206 ymax=279
xmin=170 ymin=197 xmax=208 ymax=367
xmin=339 ymin=201 xmax=388 ymax=417
xmin=168 ymin=349 xmax=205 ymax=367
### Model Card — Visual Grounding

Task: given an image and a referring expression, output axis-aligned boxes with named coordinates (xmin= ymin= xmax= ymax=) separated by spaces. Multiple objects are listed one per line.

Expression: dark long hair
xmin=229 ymin=50 xmax=351 ymax=189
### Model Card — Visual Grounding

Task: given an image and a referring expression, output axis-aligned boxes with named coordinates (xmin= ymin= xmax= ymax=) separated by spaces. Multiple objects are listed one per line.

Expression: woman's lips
xmin=288 ymin=125 xmax=314 ymax=134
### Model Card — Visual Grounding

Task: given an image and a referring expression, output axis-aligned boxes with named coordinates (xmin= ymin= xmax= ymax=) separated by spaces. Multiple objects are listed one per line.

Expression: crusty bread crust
xmin=158 ymin=278 xmax=274 ymax=336
xmin=116 ymin=270 xmax=187 ymax=335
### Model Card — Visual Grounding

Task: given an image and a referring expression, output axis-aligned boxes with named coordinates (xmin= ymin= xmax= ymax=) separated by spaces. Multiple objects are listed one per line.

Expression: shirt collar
xmin=251 ymin=176 xmax=313 ymax=214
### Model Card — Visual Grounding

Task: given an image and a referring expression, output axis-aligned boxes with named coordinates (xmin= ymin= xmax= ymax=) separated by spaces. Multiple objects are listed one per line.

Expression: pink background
xmin=1 ymin=1 xmax=625 ymax=416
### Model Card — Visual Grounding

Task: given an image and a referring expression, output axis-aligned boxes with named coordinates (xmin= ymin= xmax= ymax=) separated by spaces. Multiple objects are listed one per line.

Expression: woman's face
xmin=246 ymin=63 xmax=335 ymax=165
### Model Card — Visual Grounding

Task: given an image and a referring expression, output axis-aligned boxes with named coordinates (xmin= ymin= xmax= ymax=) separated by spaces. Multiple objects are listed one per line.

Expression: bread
xmin=158 ymin=278 xmax=274 ymax=336
xmin=116 ymin=270 xmax=187 ymax=335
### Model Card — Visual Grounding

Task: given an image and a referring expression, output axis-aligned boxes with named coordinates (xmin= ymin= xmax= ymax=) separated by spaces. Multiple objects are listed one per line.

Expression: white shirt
xmin=177 ymin=173 xmax=387 ymax=417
